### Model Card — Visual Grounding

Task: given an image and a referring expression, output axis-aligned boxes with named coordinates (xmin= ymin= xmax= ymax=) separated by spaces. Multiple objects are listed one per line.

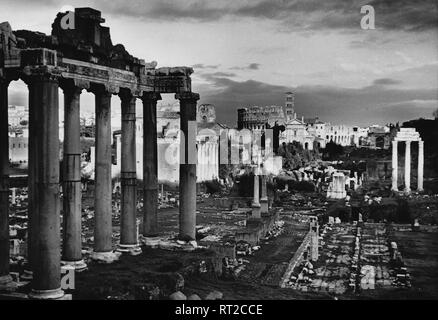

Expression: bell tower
xmin=285 ymin=91 xmax=295 ymax=121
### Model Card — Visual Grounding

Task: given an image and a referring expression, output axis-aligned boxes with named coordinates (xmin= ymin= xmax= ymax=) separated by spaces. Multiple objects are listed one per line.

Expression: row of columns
xmin=0 ymin=70 xmax=200 ymax=297
xmin=391 ymin=140 xmax=424 ymax=193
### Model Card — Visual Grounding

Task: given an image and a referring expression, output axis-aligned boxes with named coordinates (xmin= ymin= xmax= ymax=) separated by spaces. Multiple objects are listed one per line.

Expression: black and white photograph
xmin=0 ymin=0 xmax=437 ymax=311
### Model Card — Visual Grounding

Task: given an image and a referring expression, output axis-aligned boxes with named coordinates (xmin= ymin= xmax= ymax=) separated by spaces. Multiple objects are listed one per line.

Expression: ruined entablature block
xmin=394 ymin=128 xmax=422 ymax=142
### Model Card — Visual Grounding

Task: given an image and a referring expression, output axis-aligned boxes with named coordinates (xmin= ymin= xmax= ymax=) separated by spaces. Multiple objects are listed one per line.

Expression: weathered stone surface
xmin=205 ymin=290 xmax=223 ymax=300
xmin=187 ymin=294 xmax=202 ymax=300
xmin=169 ymin=291 xmax=187 ymax=300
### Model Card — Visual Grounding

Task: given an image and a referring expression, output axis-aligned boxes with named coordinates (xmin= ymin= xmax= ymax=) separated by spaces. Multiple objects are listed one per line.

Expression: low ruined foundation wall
xmin=279 ymin=231 xmax=311 ymax=288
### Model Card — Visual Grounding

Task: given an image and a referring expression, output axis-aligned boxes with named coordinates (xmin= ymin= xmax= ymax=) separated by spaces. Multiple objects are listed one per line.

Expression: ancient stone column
xmin=252 ymin=173 xmax=261 ymax=219
xmin=260 ymin=174 xmax=268 ymax=215
xmin=176 ymin=92 xmax=199 ymax=241
xmin=60 ymin=82 xmax=87 ymax=271
xmin=418 ymin=140 xmax=424 ymax=191
xmin=309 ymin=217 xmax=319 ymax=262
xmin=142 ymin=92 xmax=161 ymax=236
xmin=0 ymin=78 xmax=16 ymax=292
xmin=404 ymin=141 xmax=411 ymax=193
xmin=118 ymin=90 xmax=141 ymax=255
xmin=391 ymin=140 xmax=398 ymax=191
xmin=90 ymin=85 xmax=119 ymax=263
xmin=26 ymin=70 xmax=64 ymax=299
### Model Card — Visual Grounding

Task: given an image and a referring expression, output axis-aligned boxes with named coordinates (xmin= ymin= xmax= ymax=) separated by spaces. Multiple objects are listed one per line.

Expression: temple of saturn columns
xmin=0 ymin=8 xmax=200 ymax=299
xmin=391 ymin=128 xmax=424 ymax=193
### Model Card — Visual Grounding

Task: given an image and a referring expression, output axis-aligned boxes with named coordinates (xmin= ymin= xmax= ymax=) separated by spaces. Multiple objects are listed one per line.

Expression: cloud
xmin=372 ymin=78 xmax=402 ymax=86
xmin=2 ymin=0 xmax=437 ymax=33
xmin=93 ymin=0 xmax=437 ymax=32
xmin=206 ymin=72 xmax=237 ymax=77
xmin=191 ymin=64 xmax=220 ymax=69
xmin=197 ymin=74 xmax=438 ymax=126
xmin=230 ymin=63 xmax=261 ymax=70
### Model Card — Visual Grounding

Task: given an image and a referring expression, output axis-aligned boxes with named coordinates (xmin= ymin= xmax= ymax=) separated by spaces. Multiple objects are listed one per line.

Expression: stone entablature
xmin=393 ymin=128 xmax=421 ymax=142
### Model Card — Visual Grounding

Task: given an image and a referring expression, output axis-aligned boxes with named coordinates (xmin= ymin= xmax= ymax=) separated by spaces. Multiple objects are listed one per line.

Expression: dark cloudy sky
xmin=1 ymin=0 xmax=437 ymax=127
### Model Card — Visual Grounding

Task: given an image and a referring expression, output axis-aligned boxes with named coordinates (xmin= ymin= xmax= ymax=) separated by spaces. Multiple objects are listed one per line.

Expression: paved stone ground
xmin=285 ymin=223 xmax=402 ymax=296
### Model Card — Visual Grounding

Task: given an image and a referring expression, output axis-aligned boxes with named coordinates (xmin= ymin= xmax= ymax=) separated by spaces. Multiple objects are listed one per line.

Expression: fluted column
xmin=176 ymin=92 xmax=199 ymax=241
xmin=141 ymin=92 xmax=161 ymax=236
xmin=0 ymin=78 xmax=16 ymax=291
xmin=418 ymin=140 xmax=424 ymax=192
xmin=60 ymin=81 xmax=87 ymax=271
xmin=118 ymin=90 xmax=141 ymax=255
xmin=90 ymin=85 xmax=119 ymax=263
xmin=404 ymin=141 xmax=411 ymax=193
xmin=26 ymin=69 xmax=64 ymax=299
xmin=391 ymin=140 xmax=398 ymax=191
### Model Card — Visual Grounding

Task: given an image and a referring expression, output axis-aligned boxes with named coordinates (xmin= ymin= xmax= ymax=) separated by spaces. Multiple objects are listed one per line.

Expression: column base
xmin=260 ymin=198 xmax=269 ymax=214
xmin=61 ymin=259 xmax=88 ymax=272
xmin=139 ymin=236 xmax=161 ymax=248
xmin=21 ymin=269 xmax=33 ymax=281
xmin=116 ymin=243 xmax=142 ymax=256
xmin=28 ymin=287 xmax=65 ymax=300
xmin=0 ymin=275 xmax=18 ymax=292
xmin=90 ymin=251 xmax=122 ymax=264
xmin=251 ymin=203 xmax=261 ymax=219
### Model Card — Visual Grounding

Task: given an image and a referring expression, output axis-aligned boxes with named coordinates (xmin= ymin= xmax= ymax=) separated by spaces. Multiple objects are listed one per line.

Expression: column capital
xmin=59 ymin=79 xmax=89 ymax=94
xmin=175 ymin=92 xmax=199 ymax=102
xmin=119 ymin=88 xmax=137 ymax=103
xmin=88 ymin=83 xmax=118 ymax=96
xmin=141 ymin=92 xmax=162 ymax=102
xmin=0 ymin=69 xmax=19 ymax=85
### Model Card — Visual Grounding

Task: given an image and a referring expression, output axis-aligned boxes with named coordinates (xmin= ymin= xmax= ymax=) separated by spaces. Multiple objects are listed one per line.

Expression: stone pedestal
xmin=326 ymin=173 xmax=346 ymax=199
xmin=0 ymin=275 xmax=18 ymax=292
xmin=142 ymin=93 xmax=161 ymax=236
xmin=92 ymin=86 xmax=115 ymax=259
xmin=118 ymin=90 xmax=141 ymax=254
xmin=26 ymin=72 xmax=64 ymax=299
xmin=177 ymin=92 xmax=199 ymax=241
xmin=61 ymin=83 xmax=86 ymax=271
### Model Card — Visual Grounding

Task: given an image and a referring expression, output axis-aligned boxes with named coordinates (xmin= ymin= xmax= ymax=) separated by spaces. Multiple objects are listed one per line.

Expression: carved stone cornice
xmin=21 ymin=65 xmax=63 ymax=85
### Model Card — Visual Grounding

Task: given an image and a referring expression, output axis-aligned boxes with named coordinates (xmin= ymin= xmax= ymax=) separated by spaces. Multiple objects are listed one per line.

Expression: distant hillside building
xmin=237 ymin=92 xmax=365 ymax=150
xmin=364 ymin=125 xmax=392 ymax=149
xmin=237 ymin=105 xmax=285 ymax=130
